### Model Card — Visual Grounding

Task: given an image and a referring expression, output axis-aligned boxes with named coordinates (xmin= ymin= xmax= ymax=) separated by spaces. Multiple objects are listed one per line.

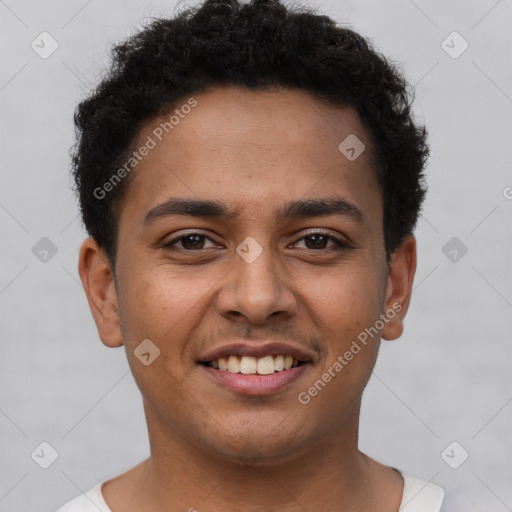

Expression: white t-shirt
xmin=56 ymin=469 xmax=457 ymax=511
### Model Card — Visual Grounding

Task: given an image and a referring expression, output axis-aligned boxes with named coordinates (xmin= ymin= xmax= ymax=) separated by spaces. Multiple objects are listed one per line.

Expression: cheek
xmin=115 ymin=269 xmax=211 ymax=410
xmin=116 ymin=266 xmax=218 ymax=353
xmin=299 ymin=264 xmax=383 ymax=385
xmin=305 ymin=264 xmax=384 ymax=339
xmin=293 ymin=270 xmax=382 ymax=425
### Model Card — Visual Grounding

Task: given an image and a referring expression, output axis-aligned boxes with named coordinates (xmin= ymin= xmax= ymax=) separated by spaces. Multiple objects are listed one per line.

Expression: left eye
xmin=293 ymin=233 xmax=347 ymax=250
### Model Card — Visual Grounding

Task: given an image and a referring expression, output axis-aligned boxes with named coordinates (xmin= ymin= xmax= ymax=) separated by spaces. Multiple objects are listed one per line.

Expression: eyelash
xmin=162 ymin=231 xmax=350 ymax=252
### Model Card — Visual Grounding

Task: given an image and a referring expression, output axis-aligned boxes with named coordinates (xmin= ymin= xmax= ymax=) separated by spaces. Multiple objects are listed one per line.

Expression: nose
xmin=216 ymin=244 xmax=297 ymax=325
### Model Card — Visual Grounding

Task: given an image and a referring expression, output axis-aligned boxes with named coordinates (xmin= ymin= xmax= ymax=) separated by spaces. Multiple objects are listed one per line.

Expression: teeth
xmin=227 ymin=355 xmax=240 ymax=373
xmin=209 ymin=355 xmax=301 ymax=375
xmin=257 ymin=355 xmax=275 ymax=375
xmin=240 ymin=356 xmax=257 ymax=374
xmin=274 ymin=355 xmax=284 ymax=371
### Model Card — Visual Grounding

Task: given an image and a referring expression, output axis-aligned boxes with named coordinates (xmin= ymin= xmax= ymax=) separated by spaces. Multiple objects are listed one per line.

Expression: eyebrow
xmin=141 ymin=197 xmax=365 ymax=226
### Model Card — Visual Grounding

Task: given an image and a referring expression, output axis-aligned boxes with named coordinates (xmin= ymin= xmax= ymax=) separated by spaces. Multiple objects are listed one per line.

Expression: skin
xmin=78 ymin=85 xmax=416 ymax=511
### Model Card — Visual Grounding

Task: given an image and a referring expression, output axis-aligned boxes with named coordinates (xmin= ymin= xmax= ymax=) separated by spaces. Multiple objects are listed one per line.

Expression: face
xmin=79 ymin=86 xmax=416 ymax=462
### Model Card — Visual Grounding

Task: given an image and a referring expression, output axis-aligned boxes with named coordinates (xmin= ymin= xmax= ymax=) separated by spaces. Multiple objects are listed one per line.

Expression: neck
xmin=132 ymin=400 xmax=376 ymax=511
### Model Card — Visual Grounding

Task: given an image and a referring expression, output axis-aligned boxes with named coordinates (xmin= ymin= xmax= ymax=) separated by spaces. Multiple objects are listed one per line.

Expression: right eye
xmin=162 ymin=232 xmax=219 ymax=251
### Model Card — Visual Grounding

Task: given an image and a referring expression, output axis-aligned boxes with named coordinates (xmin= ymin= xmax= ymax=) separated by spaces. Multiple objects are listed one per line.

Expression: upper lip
xmin=198 ymin=342 xmax=316 ymax=364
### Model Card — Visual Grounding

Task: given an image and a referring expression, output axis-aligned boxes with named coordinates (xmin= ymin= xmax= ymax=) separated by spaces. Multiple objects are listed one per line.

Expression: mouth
xmin=198 ymin=353 xmax=312 ymax=395
xmin=197 ymin=342 xmax=315 ymax=395
xmin=200 ymin=354 xmax=306 ymax=375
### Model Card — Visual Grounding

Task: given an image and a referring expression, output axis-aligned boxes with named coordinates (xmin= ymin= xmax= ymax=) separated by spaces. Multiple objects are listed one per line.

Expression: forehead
xmin=119 ymin=86 xmax=382 ymax=231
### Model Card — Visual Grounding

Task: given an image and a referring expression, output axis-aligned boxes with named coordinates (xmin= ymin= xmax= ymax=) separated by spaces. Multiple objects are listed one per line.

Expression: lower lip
xmin=199 ymin=364 xmax=310 ymax=395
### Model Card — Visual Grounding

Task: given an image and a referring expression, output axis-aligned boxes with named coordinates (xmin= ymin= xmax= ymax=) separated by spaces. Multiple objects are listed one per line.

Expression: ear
xmin=78 ymin=237 xmax=123 ymax=348
xmin=381 ymin=234 xmax=417 ymax=341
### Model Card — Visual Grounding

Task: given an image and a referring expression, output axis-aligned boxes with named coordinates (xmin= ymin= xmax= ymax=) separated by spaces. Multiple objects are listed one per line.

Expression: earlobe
xmin=78 ymin=237 xmax=123 ymax=348
xmin=381 ymin=235 xmax=417 ymax=341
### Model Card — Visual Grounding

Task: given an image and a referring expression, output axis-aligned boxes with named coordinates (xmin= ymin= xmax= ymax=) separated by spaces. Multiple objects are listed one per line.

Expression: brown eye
xmin=295 ymin=233 xmax=348 ymax=251
xmin=163 ymin=233 xmax=217 ymax=251
xmin=304 ymin=234 xmax=329 ymax=249
xmin=179 ymin=235 xmax=206 ymax=250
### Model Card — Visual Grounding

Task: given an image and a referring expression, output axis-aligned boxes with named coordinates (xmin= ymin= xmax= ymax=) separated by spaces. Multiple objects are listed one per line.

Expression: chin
xmin=206 ymin=420 xmax=312 ymax=465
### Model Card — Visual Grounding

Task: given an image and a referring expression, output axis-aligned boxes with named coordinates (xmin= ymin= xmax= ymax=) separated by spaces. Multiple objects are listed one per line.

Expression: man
xmin=58 ymin=0 xmax=452 ymax=510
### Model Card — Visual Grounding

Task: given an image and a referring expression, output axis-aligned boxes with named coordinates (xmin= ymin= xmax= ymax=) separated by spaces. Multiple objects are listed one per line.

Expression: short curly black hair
xmin=71 ymin=0 xmax=428 ymax=270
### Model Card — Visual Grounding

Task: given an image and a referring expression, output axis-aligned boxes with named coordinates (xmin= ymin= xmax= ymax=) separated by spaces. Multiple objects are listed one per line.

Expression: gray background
xmin=1 ymin=0 xmax=511 ymax=510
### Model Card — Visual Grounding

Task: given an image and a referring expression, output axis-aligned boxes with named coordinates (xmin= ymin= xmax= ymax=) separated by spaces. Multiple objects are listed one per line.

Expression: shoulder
xmin=396 ymin=469 xmax=468 ymax=512
xmin=396 ymin=469 xmax=445 ymax=511
xmin=56 ymin=482 xmax=111 ymax=512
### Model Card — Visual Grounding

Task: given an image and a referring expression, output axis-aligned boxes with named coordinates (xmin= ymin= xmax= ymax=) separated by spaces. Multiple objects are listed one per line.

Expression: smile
xmin=201 ymin=354 xmax=304 ymax=375
xmin=199 ymin=356 xmax=311 ymax=395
